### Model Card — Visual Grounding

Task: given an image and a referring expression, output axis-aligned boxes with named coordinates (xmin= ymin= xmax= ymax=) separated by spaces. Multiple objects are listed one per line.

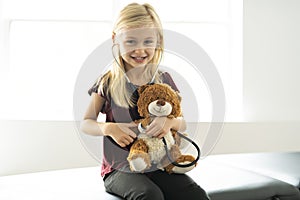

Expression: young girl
xmin=80 ymin=3 xmax=210 ymax=200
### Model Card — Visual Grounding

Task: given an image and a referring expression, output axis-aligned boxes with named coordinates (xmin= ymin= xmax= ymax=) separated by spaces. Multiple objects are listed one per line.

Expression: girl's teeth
xmin=133 ymin=57 xmax=146 ymax=63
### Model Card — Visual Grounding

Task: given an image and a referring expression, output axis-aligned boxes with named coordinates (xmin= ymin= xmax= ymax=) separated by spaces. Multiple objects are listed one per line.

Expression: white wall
xmin=0 ymin=121 xmax=97 ymax=176
xmin=1 ymin=0 xmax=300 ymax=176
xmin=244 ymin=0 xmax=300 ymax=121
xmin=1 ymin=121 xmax=300 ymax=176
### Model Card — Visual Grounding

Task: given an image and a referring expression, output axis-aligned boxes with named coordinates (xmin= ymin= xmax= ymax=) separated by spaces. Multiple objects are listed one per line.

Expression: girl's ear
xmin=156 ymin=39 xmax=161 ymax=47
xmin=112 ymin=32 xmax=116 ymax=43
xmin=156 ymin=34 xmax=162 ymax=47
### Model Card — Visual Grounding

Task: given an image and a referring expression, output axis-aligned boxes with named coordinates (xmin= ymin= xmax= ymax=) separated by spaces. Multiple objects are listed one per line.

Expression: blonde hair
xmin=100 ymin=3 xmax=164 ymax=108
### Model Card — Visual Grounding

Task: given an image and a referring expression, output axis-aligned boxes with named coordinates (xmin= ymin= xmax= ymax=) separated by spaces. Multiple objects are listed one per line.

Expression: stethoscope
xmin=112 ymin=43 xmax=201 ymax=168
xmin=162 ymin=132 xmax=200 ymax=168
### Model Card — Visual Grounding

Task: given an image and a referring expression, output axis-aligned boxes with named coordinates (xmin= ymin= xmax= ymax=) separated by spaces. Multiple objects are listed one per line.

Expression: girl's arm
xmin=145 ymin=116 xmax=187 ymax=139
xmin=80 ymin=93 xmax=137 ymax=147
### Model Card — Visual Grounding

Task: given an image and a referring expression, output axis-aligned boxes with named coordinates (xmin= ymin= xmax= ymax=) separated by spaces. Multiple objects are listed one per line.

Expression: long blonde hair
xmin=99 ymin=3 xmax=164 ymax=108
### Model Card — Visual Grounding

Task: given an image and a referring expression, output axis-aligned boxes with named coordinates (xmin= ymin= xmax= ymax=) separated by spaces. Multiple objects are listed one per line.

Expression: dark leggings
xmin=104 ymin=170 xmax=210 ymax=200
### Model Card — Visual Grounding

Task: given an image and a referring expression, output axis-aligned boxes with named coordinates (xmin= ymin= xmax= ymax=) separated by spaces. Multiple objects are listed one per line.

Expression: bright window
xmin=0 ymin=0 xmax=243 ymax=121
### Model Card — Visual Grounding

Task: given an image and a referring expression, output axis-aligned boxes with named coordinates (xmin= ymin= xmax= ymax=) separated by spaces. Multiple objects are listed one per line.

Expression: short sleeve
xmin=161 ymin=72 xmax=179 ymax=92
xmin=88 ymin=81 xmax=99 ymax=96
xmin=87 ymin=72 xmax=110 ymax=101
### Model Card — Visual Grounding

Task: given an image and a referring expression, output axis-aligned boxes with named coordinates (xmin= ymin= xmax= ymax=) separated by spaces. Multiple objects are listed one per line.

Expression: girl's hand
xmin=145 ymin=117 xmax=173 ymax=139
xmin=104 ymin=122 xmax=137 ymax=147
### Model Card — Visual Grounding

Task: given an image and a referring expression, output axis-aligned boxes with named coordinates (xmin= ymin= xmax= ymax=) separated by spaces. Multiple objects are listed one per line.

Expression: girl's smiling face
xmin=116 ymin=27 xmax=159 ymax=71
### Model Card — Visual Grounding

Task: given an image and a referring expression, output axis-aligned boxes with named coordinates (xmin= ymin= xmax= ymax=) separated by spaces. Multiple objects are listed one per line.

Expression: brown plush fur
xmin=137 ymin=84 xmax=182 ymax=120
xmin=127 ymin=139 xmax=151 ymax=172
xmin=127 ymin=83 xmax=196 ymax=174
xmin=163 ymin=154 xmax=197 ymax=174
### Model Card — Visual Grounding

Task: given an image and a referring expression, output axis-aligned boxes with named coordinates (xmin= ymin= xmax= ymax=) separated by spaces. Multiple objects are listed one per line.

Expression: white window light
xmin=0 ymin=0 xmax=243 ymax=122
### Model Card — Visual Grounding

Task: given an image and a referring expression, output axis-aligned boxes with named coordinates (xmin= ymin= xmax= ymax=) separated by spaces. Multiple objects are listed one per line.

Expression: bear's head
xmin=137 ymin=83 xmax=182 ymax=119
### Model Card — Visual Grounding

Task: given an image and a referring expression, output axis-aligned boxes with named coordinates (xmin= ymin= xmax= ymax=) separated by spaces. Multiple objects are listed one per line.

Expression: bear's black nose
xmin=156 ymin=100 xmax=165 ymax=106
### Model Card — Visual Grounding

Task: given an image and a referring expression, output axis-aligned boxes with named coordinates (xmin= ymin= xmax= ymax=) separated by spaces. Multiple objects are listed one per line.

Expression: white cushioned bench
xmin=1 ymin=152 xmax=299 ymax=200
xmin=205 ymin=152 xmax=300 ymax=189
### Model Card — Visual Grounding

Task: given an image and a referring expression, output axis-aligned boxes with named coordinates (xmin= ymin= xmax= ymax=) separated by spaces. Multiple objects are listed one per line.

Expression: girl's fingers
xmin=125 ymin=129 xmax=137 ymax=138
xmin=119 ymin=142 xmax=127 ymax=148
xmin=154 ymin=131 xmax=163 ymax=138
xmin=145 ymin=125 xmax=154 ymax=135
xmin=118 ymin=137 xmax=131 ymax=147
xmin=124 ymin=134 xmax=134 ymax=143
xmin=123 ymin=129 xmax=136 ymax=143
xmin=147 ymin=127 xmax=159 ymax=137
xmin=146 ymin=123 xmax=154 ymax=130
xmin=157 ymin=132 xmax=166 ymax=139
xmin=126 ymin=122 xmax=138 ymax=127
xmin=117 ymin=123 xmax=137 ymax=138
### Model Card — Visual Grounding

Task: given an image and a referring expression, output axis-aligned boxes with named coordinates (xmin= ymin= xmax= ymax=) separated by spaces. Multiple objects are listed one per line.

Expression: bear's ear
xmin=137 ymin=84 xmax=150 ymax=95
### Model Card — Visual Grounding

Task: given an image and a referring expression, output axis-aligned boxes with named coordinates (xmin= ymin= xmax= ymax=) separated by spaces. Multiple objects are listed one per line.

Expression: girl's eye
xmin=144 ymin=40 xmax=154 ymax=46
xmin=125 ymin=40 xmax=136 ymax=45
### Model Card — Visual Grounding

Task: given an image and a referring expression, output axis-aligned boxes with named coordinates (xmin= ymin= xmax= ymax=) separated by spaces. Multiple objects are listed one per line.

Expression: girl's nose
xmin=133 ymin=47 xmax=146 ymax=54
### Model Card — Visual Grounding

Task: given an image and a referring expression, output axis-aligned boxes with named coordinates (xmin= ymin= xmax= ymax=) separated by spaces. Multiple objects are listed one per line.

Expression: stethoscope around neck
xmin=112 ymin=43 xmax=200 ymax=168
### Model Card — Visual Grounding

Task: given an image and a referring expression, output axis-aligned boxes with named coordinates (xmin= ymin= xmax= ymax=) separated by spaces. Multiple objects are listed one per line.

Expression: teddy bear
xmin=127 ymin=83 xmax=197 ymax=174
